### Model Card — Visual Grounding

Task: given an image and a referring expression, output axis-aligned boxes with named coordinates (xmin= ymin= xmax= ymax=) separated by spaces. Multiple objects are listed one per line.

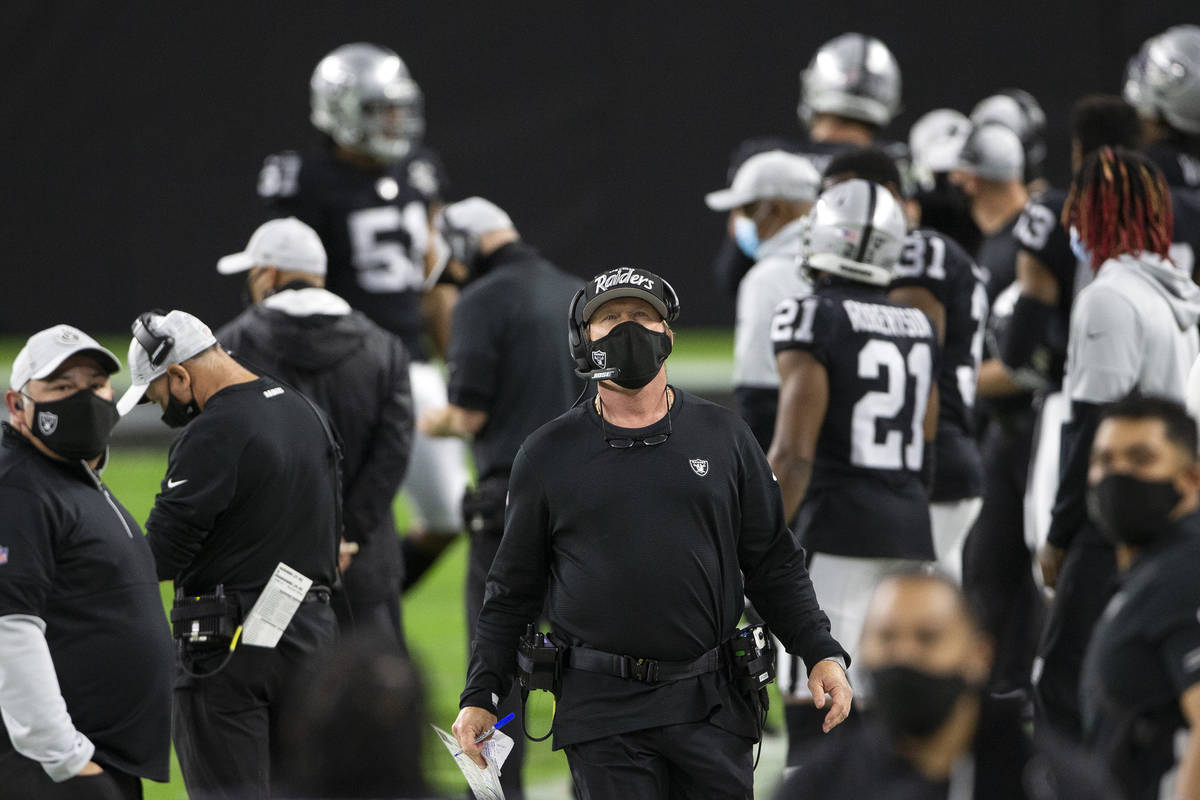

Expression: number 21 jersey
xmin=772 ymin=283 xmax=938 ymax=559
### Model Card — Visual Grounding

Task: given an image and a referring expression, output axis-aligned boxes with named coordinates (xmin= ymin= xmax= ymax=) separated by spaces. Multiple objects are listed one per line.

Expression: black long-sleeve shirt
xmin=461 ymin=389 xmax=846 ymax=747
xmin=217 ymin=288 xmax=413 ymax=600
xmin=145 ymin=376 xmax=340 ymax=594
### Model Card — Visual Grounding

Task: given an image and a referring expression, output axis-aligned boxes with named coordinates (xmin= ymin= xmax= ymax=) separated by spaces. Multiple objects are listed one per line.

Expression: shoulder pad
xmin=1013 ymin=200 xmax=1059 ymax=252
xmin=257 ymin=151 xmax=303 ymax=198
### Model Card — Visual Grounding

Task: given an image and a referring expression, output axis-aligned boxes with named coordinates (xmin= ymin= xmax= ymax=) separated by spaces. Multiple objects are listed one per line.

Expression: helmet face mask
xmin=311 ymin=43 xmax=426 ymax=163
xmin=801 ymin=179 xmax=907 ymax=286
xmin=798 ymin=33 xmax=902 ymax=129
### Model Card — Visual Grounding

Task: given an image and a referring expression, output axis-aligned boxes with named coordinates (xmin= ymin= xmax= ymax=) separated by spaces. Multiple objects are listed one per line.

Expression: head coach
xmin=451 ymin=268 xmax=851 ymax=799
xmin=117 ymin=309 xmax=341 ymax=800
xmin=0 ymin=325 xmax=173 ymax=799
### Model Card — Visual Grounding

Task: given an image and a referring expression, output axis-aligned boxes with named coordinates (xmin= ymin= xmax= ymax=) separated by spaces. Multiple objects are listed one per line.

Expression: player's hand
xmin=418 ymin=407 xmax=455 ymax=437
xmin=77 ymin=761 xmax=104 ymax=776
xmin=1038 ymin=543 xmax=1067 ymax=589
xmin=808 ymin=659 xmax=853 ymax=733
xmin=338 ymin=538 xmax=359 ymax=573
xmin=452 ymin=706 xmax=498 ymax=768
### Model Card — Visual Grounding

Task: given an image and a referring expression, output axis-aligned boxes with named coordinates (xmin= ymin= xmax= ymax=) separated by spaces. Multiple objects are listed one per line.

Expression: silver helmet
xmin=1123 ymin=34 xmax=1160 ymax=119
xmin=802 ymin=179 xmax=908 ymax=286
xmin=798 ymin=33 xmax=902 ymax=128
xmin=310 ymin=43 xmax=425 ymax=163
xmin=969 ymin=89 xmax=1047 ymax=176
xmin=1143 ymin=25 xmax=1200 ymax=135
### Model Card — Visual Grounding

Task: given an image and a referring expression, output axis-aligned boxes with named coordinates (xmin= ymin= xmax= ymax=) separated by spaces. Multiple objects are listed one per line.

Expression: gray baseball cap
xmin=705 ymin=150 xmax=821 ymax=211
xmin=10 ymin=325 xmax=121 ymax=390
xmin=116 ymin=310 xmax=217 ymax=416
xmin=953 ymin=123 xmax=1025 ymax=182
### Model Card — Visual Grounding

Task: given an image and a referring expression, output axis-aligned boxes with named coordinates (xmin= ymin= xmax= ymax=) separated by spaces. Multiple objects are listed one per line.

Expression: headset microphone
xmin=577 ymin=366 xmax=620 ymax=382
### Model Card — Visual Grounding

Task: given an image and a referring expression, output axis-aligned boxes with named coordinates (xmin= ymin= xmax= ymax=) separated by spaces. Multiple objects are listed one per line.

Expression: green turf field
xmin=1 ymin=329 xmax=754 ymax=797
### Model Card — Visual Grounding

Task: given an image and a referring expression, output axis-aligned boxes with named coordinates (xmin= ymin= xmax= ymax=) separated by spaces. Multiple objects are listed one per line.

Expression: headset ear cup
xmin=567 ymin=288 xmax=588 ymax=371
xmin=660 ymin=278 xmax=681 ymax=322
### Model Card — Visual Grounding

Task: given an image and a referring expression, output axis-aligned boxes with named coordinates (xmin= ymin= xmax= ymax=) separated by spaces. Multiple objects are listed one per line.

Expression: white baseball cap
xmin=216 ymin=217 xmax=327 ymax=276
xmin=705 ymin=150 xmax=821 ymax=211
xmin=116 ymin=310 xmax=217 ymax=416
xmin=438 ymin=197 xmax=515 ymax=236
xmin=11 ymin=325 xmax=121 ymax=390
xmin=909 ymin=108 xmax=973 ymax=174
xmin=953 ymin=123 xmax=1025 ymax=182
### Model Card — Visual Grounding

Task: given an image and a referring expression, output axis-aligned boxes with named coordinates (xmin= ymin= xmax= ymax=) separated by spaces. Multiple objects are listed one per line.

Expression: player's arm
xmin=977 ymin=358 xmax=1025 ymax=397
xmin=1002 ymin=197 xmax=1067 ymax=387
xmin=420 ymin=404 xmax=487 ymax=438
xmin=768 ymin=349 xmax=828 ymax=521
xmin=423 ymin=290 xmax=496 ymax=438
xmin=421 ymin=284 xmax=458 ymax=359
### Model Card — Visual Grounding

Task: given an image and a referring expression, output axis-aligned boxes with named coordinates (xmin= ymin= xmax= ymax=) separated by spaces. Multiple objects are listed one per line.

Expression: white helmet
xmin=909 ymin=108 xmax=973 ymax=175
xmin=798 ymin=33 xmax=902 ymax=128
xmin=1143 ymin=25 xmax=1200 ymax=135
xmin=802 ymin=179 xmax=908 ymax=286
xmin=310 ymin=43 xmax=425 ymax=163
xmin=1123 ymin=34 xmax=1161 ymax=120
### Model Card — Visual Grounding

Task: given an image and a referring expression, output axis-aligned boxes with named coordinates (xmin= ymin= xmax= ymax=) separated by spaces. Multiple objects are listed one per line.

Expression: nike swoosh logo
xmin=167 ymin=478 xmax=188 ymax=489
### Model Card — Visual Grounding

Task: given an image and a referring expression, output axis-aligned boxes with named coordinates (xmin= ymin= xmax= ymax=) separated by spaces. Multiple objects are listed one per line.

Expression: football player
xmin=768 ymin=179 xmax=939 ymax=765
xmin=907 ymin=108 xmax=983 ymax=254
xmin=257 ymin=43 xmax=466 ymax=588
xmin=712 ymin=33 xmax=909 ymax=296
xmin=1124 ymin=25 xmax=1200 ymax=192
xmin=969 ymin=89 xmax=1050 ymax=195
xmin=821 ymin=149 xmax=987 ymax=585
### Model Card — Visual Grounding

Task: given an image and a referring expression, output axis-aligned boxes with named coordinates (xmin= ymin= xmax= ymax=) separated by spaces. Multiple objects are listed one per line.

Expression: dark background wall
xmin=2 ymin=1 xmax=1194 ymax=334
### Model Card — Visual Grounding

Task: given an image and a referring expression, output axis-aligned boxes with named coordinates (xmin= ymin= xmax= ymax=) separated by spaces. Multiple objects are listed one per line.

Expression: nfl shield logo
xmin=0 ymin=546 xmax=8 ymax=565
xmin=592 ymin=350 xmax=607 ymax=368
xmin=37 ymin=412 xmax=58 ymax=436
xmin=689 ymin=459 xmax=709 ymax=476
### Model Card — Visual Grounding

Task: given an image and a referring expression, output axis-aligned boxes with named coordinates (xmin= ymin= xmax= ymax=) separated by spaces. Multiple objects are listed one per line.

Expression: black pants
xmin=565 ymin=720 xmax=753 ymax=800
xmin=467 ymin=518 xmax=527 ymax=799
xmin=0 ymin=750 xmax=143 ymax=800
xmin=332 ymin=589 xmax=407 ymax=657
xmin=962 ymin=416 xmax=1042 ymax=696
xmin=173 ymin=602 xmax=338 ymax=800
xmin=1033 ymin=533 xmax=1117 ymax=740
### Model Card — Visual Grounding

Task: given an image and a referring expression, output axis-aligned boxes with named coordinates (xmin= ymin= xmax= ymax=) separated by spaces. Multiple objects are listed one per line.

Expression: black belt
xmin=565 ymin=645 xmax=723 ymax=683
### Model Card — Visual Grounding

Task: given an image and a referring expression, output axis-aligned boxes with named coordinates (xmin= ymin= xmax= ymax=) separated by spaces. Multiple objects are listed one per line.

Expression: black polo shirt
xmin=461 ymin=389 xmax=846 ymax=748
xmin=446 ymin=242 xmax=583 ymax=480
xmin=145 ymin=377 xmax=340 ymax=594
xmin=1082 ymin=512 xmax=1200 ymax=800
xmin=0 ymin=425 xmax=173 ymax=781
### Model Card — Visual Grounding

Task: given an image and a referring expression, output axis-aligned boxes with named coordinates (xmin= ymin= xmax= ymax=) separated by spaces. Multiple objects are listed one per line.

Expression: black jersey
xmin=975 ymin=216 xmax=1022 ymax=305
xmin=1144 ymin=141 xmax=1200 ymax=192
xmin=1082 ymin=514 xmax=1200 ymax=800
xmin=891 ymin=228 xmax=987 ymax=501
xmin=772 ymin=283 xmax=938 ymax=558
xmin=257 ymin=145 xmax=448 ymax=359
xmin=1169 ymin=187 xmax=1200 ymax=279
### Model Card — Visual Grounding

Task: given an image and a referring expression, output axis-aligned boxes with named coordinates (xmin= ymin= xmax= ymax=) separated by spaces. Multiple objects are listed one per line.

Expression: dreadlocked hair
xmin=1061 ymin=146 xmax=1174 ymax=271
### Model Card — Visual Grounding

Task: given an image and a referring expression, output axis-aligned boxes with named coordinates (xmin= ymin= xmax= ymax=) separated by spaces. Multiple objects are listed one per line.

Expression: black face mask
xmin=587 ymin=320 xmax=672 ymax=390
xmin=162 ymin=391 xmax=201 ymax=429
xmin=1087 ymin=473 xmax=1182 ymax=547
xmin=26 ymin=388 xmax=119 ymax=461
xmin=869 ymin=665 xmax=969 ymax=739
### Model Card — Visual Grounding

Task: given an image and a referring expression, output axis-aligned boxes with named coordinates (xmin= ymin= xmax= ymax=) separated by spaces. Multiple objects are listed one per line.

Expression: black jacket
xmin=217 ymin=288 xmax=414 ymax=601
xmin=0 ymin=425 xmax=173 ymax=780
xmin=776 ymin=698 xmax=1118 ymax=800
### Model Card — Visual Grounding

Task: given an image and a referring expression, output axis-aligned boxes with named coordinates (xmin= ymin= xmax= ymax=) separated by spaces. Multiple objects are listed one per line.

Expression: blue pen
xmin=454 ymin=713 xmax=515 ymax=757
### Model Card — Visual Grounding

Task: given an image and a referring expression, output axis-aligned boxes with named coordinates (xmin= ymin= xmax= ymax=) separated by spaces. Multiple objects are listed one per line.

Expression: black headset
xmin=567 ymin=275 xmax=680 ymax=377
xmin=132 ymin=310 xmax=173 ymax=367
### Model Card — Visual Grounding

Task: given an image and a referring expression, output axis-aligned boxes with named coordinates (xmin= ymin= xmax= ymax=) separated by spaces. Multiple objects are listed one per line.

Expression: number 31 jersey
xmin=772 ymin=283 xmax=938 ymax=559
xmin=257 ymin=145 xmax=449 ymax=360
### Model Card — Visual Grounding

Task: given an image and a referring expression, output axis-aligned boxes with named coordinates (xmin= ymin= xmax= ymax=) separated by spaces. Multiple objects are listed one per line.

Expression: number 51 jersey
xmin=257 ymin=145 xmax=449 ymax=361
xmin=772 ymin=283 xmax=938 ymax=560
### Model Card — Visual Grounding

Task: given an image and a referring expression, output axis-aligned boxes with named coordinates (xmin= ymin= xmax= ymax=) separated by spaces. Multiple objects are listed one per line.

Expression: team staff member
xmin=259 ymin=42 xmax=467 ymax=592
xmin=777 ymin=570 xmax=1116 ymax=800
xmin=0 ymin=326 xmax=173 ymax=799
xmin=215 ymin=216 xmax=414 ymax=652
xmin=420 ymin=197 xmax=582 ymax=799
xmin=1081 ymin=396 xmax=1200 ymax=800
xmin=769 ymin=179 xmax=938 ymax=764
xmin=453 ymin=268 xmax=851 ymax=799
xmin=1035 ymin=149 xmax=1200 ymax=738
xmin=117 ymin=310 xmax=341 ymax=800
xmin=704 ymin=150 xmax=820 ymax=450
